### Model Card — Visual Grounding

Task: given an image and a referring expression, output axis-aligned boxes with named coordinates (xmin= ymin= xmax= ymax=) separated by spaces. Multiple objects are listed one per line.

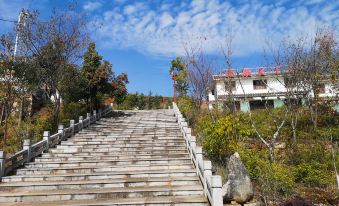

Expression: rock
xmin=222 ymin=152 xmax=254 ymax=204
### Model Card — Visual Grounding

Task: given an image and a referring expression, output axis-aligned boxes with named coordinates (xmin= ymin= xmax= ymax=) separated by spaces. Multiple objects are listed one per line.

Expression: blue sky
xmin=0 ymin=0 xmax=338 ymax=96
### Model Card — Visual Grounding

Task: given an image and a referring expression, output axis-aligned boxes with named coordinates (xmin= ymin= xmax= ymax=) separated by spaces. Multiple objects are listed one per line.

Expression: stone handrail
xmin=172 ymin=102 xmax=223 ymax=206
xmin=0 ymin=104 xmax=113 ymax=178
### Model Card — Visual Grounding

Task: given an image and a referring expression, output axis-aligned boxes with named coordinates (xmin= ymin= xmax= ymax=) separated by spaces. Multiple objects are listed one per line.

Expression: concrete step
xmin=0 ymin=176 xmax=200 ymax=191
xmin=0 ymin=185 xmax=204 ymax=202
xmin=25 ymin=158 xmax=192 ymax=168
xmin=2 ymin=169 xmax=197 ymax=182
xmin=63 ymin=138 xmax=185 ymax=143
xmin=74 ymin=134 xmax=182 ymax=137
xmin=0 ymin=195 xmax=208 ymax=206
xmin=35 ymin=153 xmax=189 ymax=162
xmin=80 ymin=126 xmax=179 ymax=130
xmin=67 ymin=137 xmax=183 ymax=141
xmin=48 ymin=147 xmax=188 ymax=153
xmin=43 ymin=150 xmax=189 ymax=157
xmin=56 ymin=142 xmax=185 ymax=148
xmin=16 ymin=163 xmax=194 ymax=175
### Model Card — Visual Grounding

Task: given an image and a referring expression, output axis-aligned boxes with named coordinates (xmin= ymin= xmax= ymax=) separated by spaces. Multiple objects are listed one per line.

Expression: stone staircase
xmin=0 ymin=110 xmax=208 ymax=205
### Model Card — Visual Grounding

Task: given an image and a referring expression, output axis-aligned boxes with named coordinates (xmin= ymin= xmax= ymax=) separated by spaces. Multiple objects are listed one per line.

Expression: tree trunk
xmin=3 ymin=106 xmax=8 ymax=146
xmin=269 ymin=144 xmax=275 ymax=162
xmin=0 ymin=104 xmax=4 ymax=126
xmin=331 ymin=139 xmax=339 ymax=190
xmin=291 ymin=116 xmax=297 ymax=143
xmin=53 ymin=95 xmax=61 ymax=130
xmin=18 ymin=98 xmax=23 ymax=128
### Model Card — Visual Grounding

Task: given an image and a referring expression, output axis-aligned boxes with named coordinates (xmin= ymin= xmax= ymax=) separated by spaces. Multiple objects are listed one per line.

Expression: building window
xmin=225 ymin=81 xmax=236 ymax=92
xmin=253 ymin=79 xmax=267 ymax=90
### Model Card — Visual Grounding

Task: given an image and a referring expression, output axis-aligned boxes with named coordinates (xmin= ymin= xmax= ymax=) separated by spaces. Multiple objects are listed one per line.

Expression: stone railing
xmin=0 ymin=104 xmax=113 ymax=179
xmin=172 ymin=102 xmax=223 ymax=206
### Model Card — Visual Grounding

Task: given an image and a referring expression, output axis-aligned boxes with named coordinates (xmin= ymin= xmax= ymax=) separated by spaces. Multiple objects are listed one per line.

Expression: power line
xmin=0 ymin=17 xmax=17 ymax=23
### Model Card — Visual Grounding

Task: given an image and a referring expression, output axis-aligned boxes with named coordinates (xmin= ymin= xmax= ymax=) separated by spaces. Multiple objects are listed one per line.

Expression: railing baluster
xmin=58 ymin=125 xmax=64 ymax=142
xmin=86 ymin=113 xmax=91 ymax=126
xmin=0 ymin=151 xmax=6 ymax=178
xmin=70 ymin=120 xmax=75 ymax=136
xmin=79 ymin=116 xmax=83 ymax=130
xmin=23 ymin=139 xmax=31 ymax=162
xmin=211 ymin=175 xmax=223 ymax=206
xmin=43 ymin=131 xmax=50 ymax=152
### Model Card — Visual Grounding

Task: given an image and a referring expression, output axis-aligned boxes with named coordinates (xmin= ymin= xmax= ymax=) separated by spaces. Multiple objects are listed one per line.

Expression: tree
xmin=0 ymin=34 xmax=37 ymax=145
xmin=19 ymin=8 xmax=89 ymax=127
xmin=58 ymin=64 xmax=87 ymax=104
xmin=81 ymin=42 xmax=103 ymax=111
xmin=81 ymin=43 xmax=127 ymax=110
xmin=169 ymin=57 xmax=189 ymax=96
xmin=111 ymin=73 xmax=129 ymax=105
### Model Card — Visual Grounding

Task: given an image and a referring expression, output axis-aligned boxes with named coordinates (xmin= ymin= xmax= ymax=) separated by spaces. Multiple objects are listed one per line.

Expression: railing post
xmin=43 ymin=131 xmax=50 ymax=152
xmin=93 ymin=110 xmax=97 ymax=122
xmin=203 ymin=160 xmax=212 ymax=196
xmin=70 ymin=120 xmax=75 ymax=135
xmin=23 ymin=139 xmax=31 ymax=162
xmin=0 ymin=151 xmax=6 ymax=178
xmin=196 ymin=146 xmax=203 ymax=175
xmin=210 ymin=175 xmax=223 ymax=206
xmin=87 ymin=113 xmax=91 ymax=126
xmin=79 ymin=116 xmax=83 ymax=130
xmin=177 ymin=115 xmax=182 ymax=123
xmin=58 ymin=125 xmax=64 ymax=142
xmin=185 ymin=127 xmax=192 ymax=139
xmin=181 ymin=125 xmax=187 ymax=138
xmin=189 ymin=136 xmax=196 ymax=159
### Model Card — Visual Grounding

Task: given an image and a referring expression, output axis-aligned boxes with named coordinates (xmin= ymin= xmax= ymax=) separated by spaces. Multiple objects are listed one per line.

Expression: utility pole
xmin=14 ymin=9 xmax=29 ymax=58
xmin=14 ymin=9 xmax=29 ymax=128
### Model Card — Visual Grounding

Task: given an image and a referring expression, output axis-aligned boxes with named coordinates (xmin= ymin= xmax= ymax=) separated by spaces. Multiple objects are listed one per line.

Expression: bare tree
xmin=220 ymin=27 xmax=238 ymax=113
xmin=301 ymin=29 xmax=338 ymax=129
xmin=184 ymin=38 xmax=215 ymax=110
xmin=264 ymin=38 xmax=308 ymax=143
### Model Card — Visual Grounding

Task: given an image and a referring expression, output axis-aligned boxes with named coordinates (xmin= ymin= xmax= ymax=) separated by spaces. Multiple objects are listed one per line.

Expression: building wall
xmin=210 ymin=74 xmax=337 ymax=112
xmin=215 ymin=76 xmax=286 ymax=97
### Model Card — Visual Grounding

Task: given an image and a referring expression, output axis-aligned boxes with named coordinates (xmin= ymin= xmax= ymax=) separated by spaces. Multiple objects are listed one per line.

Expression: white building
xmin=208 ymin=67 xmax=338 ymax=112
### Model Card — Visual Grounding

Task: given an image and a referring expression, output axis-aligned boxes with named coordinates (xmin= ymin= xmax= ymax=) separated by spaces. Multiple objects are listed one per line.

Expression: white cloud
xmin=159 ymin=12 xmax=174 ymax=28
xmin=124 ymin=5 xmax=136 ymax=15
xmin=83 ymin=1 xmax=102 ymax=11
xmin=91 ymin=0 xmax=339 ymax=57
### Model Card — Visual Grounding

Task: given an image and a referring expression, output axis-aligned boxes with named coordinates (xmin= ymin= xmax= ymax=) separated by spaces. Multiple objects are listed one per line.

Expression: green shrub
xmin=198 ymin=114 xmax=253 ymax=162
xmin=60 ymin=102 xmax=87 ymax=127
xmin=177 ymin=96 xmax=198 ymax=125
xmin=294 ymin=162 xmax=332 ymax=187
xmin=289 ymin=143 xmax=336 ymax=188
xmin=32 ymin=105 xmax=54 ymax=143
xmin=239 ymin=148 xmax=294 ymax=196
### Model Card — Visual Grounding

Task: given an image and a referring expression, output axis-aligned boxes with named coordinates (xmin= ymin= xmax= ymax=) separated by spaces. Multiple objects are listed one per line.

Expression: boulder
xmin=222 ymin=152 xmax=254 ymax=204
